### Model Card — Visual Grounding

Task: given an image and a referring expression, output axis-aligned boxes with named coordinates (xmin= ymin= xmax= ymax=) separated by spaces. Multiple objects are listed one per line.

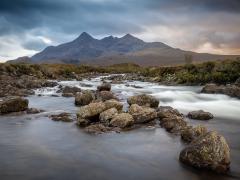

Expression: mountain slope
xmin=30 ymin=32 xmax=239 ymax=66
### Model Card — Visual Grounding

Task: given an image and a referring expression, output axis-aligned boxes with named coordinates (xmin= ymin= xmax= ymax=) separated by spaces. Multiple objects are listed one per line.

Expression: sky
xmin=0 ymin=0 xmax=240 ymax=62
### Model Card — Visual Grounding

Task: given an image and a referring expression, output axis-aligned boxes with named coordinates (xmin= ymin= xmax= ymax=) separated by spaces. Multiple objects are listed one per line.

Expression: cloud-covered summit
xmin=0 ymin=0 xmax=240 ymax=61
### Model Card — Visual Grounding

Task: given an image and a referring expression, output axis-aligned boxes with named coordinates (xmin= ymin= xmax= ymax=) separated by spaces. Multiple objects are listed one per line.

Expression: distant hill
xmin=12 ymin=32 xmax=240 ymax=66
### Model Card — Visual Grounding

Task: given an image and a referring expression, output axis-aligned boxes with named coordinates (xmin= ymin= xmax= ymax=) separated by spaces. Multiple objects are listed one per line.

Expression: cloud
xmin=0 ymin=0 xmax=240 ymax=62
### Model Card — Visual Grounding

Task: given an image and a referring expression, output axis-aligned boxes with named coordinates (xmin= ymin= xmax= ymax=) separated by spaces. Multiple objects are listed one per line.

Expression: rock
xmin=97 ymin=91 xmax=118 ymax=101
xmin=62 ymin=86 xmax=81 ymax=95
xmin=97 ymin=82 xmax=111 ymax=91
xmin=128 ymin=104 xmax=157 ymax=124
xmin=187 ymin=110 xmax=213 ymax=120
xmin=62 ymin=93 xmax=74 ymax=97
xmin=26 ymin=108 xmax=44 ymax=114
xmin=0 ymin=97 xmax=28 ymax=114
xmin=127 ymin=94 xmax=159 ymax=108
xmin=99 ymin=108 xmax=118 ymax=125
xmin=79 ymin=83 xmax=93 ymax=87
xmin=110 ymin=113 xmax=134 ymax=128
xmin=42 ymin=81 xmax=58 ymax=87
xmin=201 ymin=83 xmax=240 ymax=99
xmin=235 ymin=77 xmax=240 ymax=86
xmin=104 ymin=99 xmax=123 ymax=111
xmin=181 ymin=125 xmax=208 ymax=143
xmin=50 ymin=113 xmax=73 ymax=122
xmin=75 ymin=90 xmax=95 ymax=106
xmin=77 ymin=102 xmax=107 ymax=121
xmin=179 ymin=131 xmax=230 ymax=173
xmin=85 ymin=124 xmax=110 ymax=134
xmin=160 ymin=115 xmax=187 ymax=133
xmin=157 ymin=106 xmax=182 ymax=119
xmin=76 ymin=118 xmax=91 ymax=127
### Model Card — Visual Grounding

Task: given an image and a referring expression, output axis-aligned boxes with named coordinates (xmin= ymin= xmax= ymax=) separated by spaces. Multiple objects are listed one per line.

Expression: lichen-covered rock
xmin=77 ymin=102 xmax=107 ymax=122
xmin=76 ymin=118 xmax=91 ymax=127
xmin=157 ymin=106 xmax=182 ymax=119
xmin=97 ymin=91 xmax=118 ymax=101
xmin=99 ymin=108 xmax=118 ymax=125
xmin=160 ymin=115 xmax=187 ymax=133
xmin=97 ymin=82 xmax=111 ymax=91
xmin=75 ymin=90 xmax=95 ymax=106
xmin=104 ymin=99 xmax=123 ymax=111
xmin=179 ymin=131 xmax=230 ymax=173
xmin=187 ymin=110 xmax=213 ymax=120
xmin=129 ymin=104 xmax=157 ymax=124
xmin=110 ymin=113 xmax=134 ymax=128
xmin=181 ymin=125 xmax=208 ymax=143
xmin=0 ymin=96 xmax=28 ymax=114
xmin=50 ymin=112 xmax=73 ymax=122
xmin=127 ymin=94 xmax=159 ymax=108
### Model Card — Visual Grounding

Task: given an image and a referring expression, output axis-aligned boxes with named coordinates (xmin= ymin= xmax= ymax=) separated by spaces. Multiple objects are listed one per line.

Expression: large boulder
xmin=127 ymin=94 xmax=159 ymax=108
xmin=110 ymin=113 xmax=134 ymax=128
xmin=157 ymin=106 xmax=182 ymax=119
xmin=97 ymin=91 xmax=118 ymax=101
xmin=187 ymin=110 xmax=213 ymax=120
xmin=104 ymin=99 xmax=123 ymax=111
xmin=129 ymin=104 xmax=157 ymax=124
xmin=75 ymin=90 xmax=95 ymax=106
xmin=179 ymin=131 xmax=230 ymax=173
xmin=0 ymin=97 xmax=28 ymax=114
xmin=99 ymin=108 xmax=118 ymax=125
xmin=181 ymin=125 xmax=208 ymax=143
xmin=77 ymin=102 xmax=107 ymax=122
xmin=97 ymin=82 xmax=111 ymax=91
xmin=160 ymin=115 xmax=187 ymax=133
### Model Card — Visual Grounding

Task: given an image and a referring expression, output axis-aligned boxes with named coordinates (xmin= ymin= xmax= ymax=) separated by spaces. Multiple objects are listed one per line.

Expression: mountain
xmin=28 ymin=32 xmax=239 ymax=66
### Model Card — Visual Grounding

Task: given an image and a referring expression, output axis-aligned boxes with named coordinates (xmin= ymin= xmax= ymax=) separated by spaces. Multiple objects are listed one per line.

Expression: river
xmin=0 ymin=75 xmax=239 ymax=180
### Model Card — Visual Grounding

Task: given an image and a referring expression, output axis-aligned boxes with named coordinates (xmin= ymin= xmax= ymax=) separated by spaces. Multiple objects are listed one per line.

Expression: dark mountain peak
xmin=101 ymin=35 xmax=114 ymax=41
xmin=76 ymin=32 xmax=94 ymax=42
xmin=122 ymin=33 xmax=138 ymax=40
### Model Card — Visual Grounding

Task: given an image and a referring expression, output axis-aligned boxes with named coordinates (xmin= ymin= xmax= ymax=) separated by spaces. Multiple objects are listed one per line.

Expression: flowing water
xmin=0 ymin=75 xmax=240 ymax=180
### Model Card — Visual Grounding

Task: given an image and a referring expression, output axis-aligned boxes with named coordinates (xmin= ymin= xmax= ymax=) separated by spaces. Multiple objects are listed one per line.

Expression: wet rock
xmin=85 ymin=124 xmax=110 ymax=134
xmin=97 ymin=82 xmax=111 ymax=91
xmin=201 ymin=83 xmax=240 ymax=99
xmin=125 ymin=84 xmax=143 ymax=89
xmin=127 ymin=94 xmax=159 ymax=108
xmin=110 ymin=113 xmax=134 ymax=128
xmin=157 ymin=106 xmax=182 ymax=119
xmin=76 ymin=118 xmax=91 ymax=127
xmin=187 ymin=110 xmax=213 ymax=120
xmin=181 ymin=125 xmax=208 ymax=143
xmin=26 ymin=108 xmax=44 ymax=114
xmin=97 ymin=91 xmax=118 ymax=101
xmin=99 ymin=108 xmax=118 ymax=125
xmin=62 ymin=86 xmax=81 ymax=95
xmin=77 ymin=102 xmax=107 ymax=121
xmin=50 ymin=112 xmax=73 ymax=122
xmin=235 ymin=77 xmax=240 ymax=86
xmin=104 ymin=99 xmax=123 ymax=111
xmin=62 ymin=93 xmax=75 ymax=97
xmin=75 ymin=90 xmax=95 ymax=106
xmin=0 ymin=96 xmax=28 ymax=114
xmin=42 ymin=81 xmax=58 ymax=87
xmin=160 ymin=115 xmax=187 ymax=133
xmin=79 ymin=83 xmax=93 ymax=87
xmin=129 ymin=104 xmax=157 ymax=124
xmin=179 ymin=131 xmax=230 ymax=173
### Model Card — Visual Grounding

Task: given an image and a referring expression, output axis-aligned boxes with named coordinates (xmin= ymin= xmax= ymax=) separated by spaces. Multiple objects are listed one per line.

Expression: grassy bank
xmin=1 ymin=59 xmax=239 ymax=85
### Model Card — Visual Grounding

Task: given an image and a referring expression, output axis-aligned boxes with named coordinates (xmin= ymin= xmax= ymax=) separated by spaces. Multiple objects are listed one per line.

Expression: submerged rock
xmin=75 ymin=90 xmax=95 ymax=106
xmin=181 ymin=125 xmax=208 ymax=143
xmin=127 ymin=94 xmax=159 ymax=108
xmin=187 ymin=110 xmax=213 ymax=120
xmin=85 ymin=124 xmax=110 ymax=134
xmin=0 ymin=96 xmax=28 ymax=114
xmin=50 ymin=113 xmax=73 ymax=122
xmin=179 ymin=131 xmax=230 ymax=173
xmin=97 ymin=82 xmax=111 ymax=91
xmin=26 ymin=108 xmax=44 ymax=114
xmin=110 ymin=113 xmax=134 ymax=128
xmin=129 ymin=104 xmax=157 ymax=124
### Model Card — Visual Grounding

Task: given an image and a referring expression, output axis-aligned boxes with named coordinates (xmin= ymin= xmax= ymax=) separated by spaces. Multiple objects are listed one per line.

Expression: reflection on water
xmin=0 ymin=75 xmax=239 ymax=180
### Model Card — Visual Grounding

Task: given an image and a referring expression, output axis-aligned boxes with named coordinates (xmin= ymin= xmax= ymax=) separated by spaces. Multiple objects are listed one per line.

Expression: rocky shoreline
xmin=0 ymin=73 xmax=235 ymax=174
